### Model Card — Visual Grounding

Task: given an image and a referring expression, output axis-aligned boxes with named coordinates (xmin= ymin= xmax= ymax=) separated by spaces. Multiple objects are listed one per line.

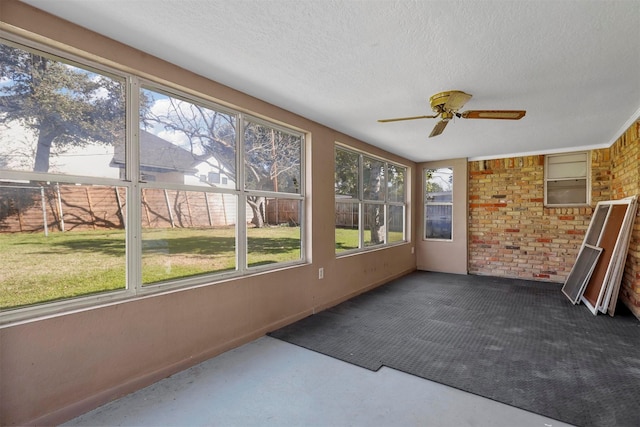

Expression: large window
xmin=0 ymin=36 xmax=305 ymax=322
xmin=424 ymin=167 xmax=453 ymax=240
xmin=545 ymin=151 xmax=590 ymax=206
xmin=334 ymin=145 xmax=406 ymax=254
xmin=0 ymin=38 xmax=128 ymax=313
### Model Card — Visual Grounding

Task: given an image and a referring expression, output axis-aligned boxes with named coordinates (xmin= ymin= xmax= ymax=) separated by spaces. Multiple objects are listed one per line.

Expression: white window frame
xmin=240 ymin=114 xmax=306 ymax=271
xmin=544 ymin=151 xmax=591 ymax=207
xmin=424 ymin=167 xmax=453 ymax=241
xmin=334 ymin=144 xmax=407 ymax=256
xmin=0 ymin=32 xmax=307 ymax=325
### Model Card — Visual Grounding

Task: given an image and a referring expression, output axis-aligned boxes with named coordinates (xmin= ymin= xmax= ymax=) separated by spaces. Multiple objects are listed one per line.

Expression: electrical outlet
xmin=411 ymin=247 xmax=415 ymax=254
xmin=319 ymin=267 xmax=324 ymax=279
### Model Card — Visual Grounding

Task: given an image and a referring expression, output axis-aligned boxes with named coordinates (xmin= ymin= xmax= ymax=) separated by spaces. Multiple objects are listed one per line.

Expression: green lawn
xmin=335 ymin=228 xmax=404 ymax=252
xmin=1 ymin=226 xmax=301 ymax=310
xmin=2 ymin=226 xmax=404 ymax=310
xmin=0 ymin=230 xmax=127 ymax=310
xmin=335 ymin=228 xmax=360 ymax=252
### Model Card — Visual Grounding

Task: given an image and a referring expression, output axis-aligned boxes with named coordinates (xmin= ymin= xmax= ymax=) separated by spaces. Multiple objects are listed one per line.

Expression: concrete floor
xmin=63 ymin=336 xmax=572 ymax=427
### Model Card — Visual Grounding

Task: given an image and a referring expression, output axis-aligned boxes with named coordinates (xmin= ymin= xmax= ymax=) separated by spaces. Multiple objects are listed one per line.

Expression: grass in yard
xmin=335 ymin=227 xmax=404 ymax=252
xmin=1 ymin=225 xmax=301 ymax=310
xmin=335 ymin=227 xmax=359 ymax=252
xmin=247 ymin=225 xmax=301 ymax=266
xmin=0 ymin=230 xmax=127 ymax=310
xmin=141 ymin=227 xmax=236 ymax=285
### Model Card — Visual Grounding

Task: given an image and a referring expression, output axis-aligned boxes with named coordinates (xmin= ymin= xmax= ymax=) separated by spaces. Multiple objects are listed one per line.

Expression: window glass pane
xmin=547 ymin=179 xmax=587 ymax=205
xmin=335 ymin=202 xmax=359 ymax=252
xmin=425 ymin=204 xmax=452 ymax=240
xmin=387 ymin=164 xmax=405 ymax=203
xmin=364 ymin=202 xmax=385 ymax=246
xmin=363 ymin=157 xmax=385 ymax=201
xmin=425 ymin=167 xmax=453 ymax=202
xmin=335 ymin=148 xmax=359 ymax=199
xmin=0 ymin=181 xmax=126 ymax=309
xmin=548 ymin=153 xmax=587 ymax=165
xmin=141 ymin=188 xmax=237 ymax=285
xmin=140 ymin=88 xmax=237 ymax=187
xmin=388 ymin=205 xmax=405 ymax=243
xmin=334 ymin=146 xmax=408 ymax=254
xmin=247 ymin=197 xmax=301 ymax=267
xmin=244 ymin=121 xmax=301 ymax=193
xmin=585 ymin=205 xmax=609 ymax=246
xmin=546 ymin=152 xmax=588 ymax=179
xmin=547 ymin=162 xmax=587 ymax=179
xmin=0 ymin=41 xmax=125 ymax=178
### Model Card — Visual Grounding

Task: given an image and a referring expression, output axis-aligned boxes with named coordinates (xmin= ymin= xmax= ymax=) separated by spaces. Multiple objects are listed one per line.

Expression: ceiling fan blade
xmin=461 ymin=110 xmax=526 ymax=120
xmin=378 ymin=114 xmax=439 ymax=123
xmin=429 ymin=119 xmax=449 ymax=137
xmin=443 ymin=91 xmax=472 ymax=111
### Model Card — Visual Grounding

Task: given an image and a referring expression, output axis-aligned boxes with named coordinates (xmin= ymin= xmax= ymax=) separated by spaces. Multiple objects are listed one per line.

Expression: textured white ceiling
xmin=22 ymin=0 xmax=640 ymax=162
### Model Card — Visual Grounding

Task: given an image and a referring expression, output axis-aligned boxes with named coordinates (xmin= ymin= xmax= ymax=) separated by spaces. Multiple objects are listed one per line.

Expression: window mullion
xmin=358 ymin=154 xmax=365 ymax=249
xmin=127 ymin=77 xmax=142 ymax=295
xmin=237 ymin=115 xmax=247 ymax=273
xmin=383 ymin=162 xmax=388 ymax=243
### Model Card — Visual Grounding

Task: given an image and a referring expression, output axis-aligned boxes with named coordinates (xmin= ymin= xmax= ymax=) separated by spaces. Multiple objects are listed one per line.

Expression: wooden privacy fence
xmin=140 ymin=188 xmax=240 ymax=229
xmin=335 ymin=203 xmax=404 ymax=231
xmin=0 ymin=183 xmax=125 ymax=234
xmin=3 ymin=184 xmax=416 ymax=234
xmin=265 ymin=198 xmax=300 ymax=226
xmin=0 ymin=184 xmax=247 ymax=234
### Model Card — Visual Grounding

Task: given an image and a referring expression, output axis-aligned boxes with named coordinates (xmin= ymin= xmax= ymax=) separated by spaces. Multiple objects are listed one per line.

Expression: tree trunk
xmin=33 ymin=131 xmax=55 ymax=173
xmin=367 ymin=164 xmax=384 ymax=243
xmin=369 ymin=205 xmax=384 ymax=244
xmin=247 ymin=196 xmax=266 ymax=228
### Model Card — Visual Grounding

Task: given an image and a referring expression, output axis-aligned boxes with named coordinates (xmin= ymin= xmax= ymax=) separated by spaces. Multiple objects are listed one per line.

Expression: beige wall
xmin=416 ymin=158 xmax=469 ymax=274
xmin=0 ymin=2 xmax=416 ymax=425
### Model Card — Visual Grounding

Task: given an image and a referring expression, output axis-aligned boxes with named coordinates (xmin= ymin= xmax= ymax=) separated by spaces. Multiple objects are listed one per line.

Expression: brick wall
xmin=468 ymin=151 xmax=611 ymax=282
xmin=468 ymin=120 xmax=640 ymax=319
xmin=610 ymin=121 xmax=640 ymax=317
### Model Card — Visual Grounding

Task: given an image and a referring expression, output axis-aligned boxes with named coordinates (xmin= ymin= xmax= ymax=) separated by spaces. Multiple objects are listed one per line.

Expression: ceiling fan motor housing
xmin=429 ymin=90 xmax=472 ymax=113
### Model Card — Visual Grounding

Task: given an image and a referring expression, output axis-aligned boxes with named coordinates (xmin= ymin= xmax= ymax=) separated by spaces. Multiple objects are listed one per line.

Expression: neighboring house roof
xmin=110 ymin=129 xmax=200 ymax=174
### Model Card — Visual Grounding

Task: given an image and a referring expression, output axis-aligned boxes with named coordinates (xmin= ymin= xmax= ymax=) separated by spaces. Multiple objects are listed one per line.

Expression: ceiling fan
xmin=378 ymin=90 xmax=526 ymax=137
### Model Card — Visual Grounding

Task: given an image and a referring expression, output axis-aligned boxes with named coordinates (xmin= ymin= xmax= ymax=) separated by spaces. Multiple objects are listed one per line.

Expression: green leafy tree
xmin=0 ymin=43 xmax=125 ymax=173
xmin=387 ymin=163 xmax=405 ymax=202
xmin=334 ymin=149 xmax=359 ymax=197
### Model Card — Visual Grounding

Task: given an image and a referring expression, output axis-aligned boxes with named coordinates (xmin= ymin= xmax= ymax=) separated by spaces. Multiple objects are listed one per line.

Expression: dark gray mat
xmin=269 ymin=271 xmax=640 ymax=427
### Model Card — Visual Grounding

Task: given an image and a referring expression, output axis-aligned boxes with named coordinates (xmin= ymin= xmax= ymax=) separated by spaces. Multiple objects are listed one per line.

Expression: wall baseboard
xmin=314 ymin=267 xmax=416 ymax=314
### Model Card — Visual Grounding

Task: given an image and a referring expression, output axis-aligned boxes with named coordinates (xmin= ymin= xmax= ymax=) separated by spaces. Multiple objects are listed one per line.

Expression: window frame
xmin=544 ymin=151 xmax=591 ymax=207
xmin=240 ymin=113 xmax=306 ymax=271
xmin=334 ymin=144 xmax=407 ymax=256
xmin=0 ymin=32 xmax=307 ymax=325
xmin=424 ymin=167 xmax=454 ymax=241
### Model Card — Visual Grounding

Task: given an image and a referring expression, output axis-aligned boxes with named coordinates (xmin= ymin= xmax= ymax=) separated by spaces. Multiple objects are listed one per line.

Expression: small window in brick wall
xmin=544 ymin=151 xmax=590 ymax=206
